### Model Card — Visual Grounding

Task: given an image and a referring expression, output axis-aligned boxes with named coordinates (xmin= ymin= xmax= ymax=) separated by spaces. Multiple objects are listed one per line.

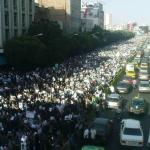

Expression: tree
xmin=4 ymin=35 xmax=48 ymax=69
xmin=28 ymin=19 xmax=62 ymax=45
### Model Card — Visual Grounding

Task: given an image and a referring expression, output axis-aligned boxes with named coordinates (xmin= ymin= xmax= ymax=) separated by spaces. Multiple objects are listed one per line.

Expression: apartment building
xmin=81 ymin=3 xmax=104 ymax=31
xmin=0 ymin=0 xmax=35 ymax=49
xmin=35 ymin=0 xmax=81 ymax=33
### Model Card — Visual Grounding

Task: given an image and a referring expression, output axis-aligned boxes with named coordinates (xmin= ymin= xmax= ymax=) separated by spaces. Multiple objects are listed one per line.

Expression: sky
xmin=82 ymin=0 xmax=150 ymax=25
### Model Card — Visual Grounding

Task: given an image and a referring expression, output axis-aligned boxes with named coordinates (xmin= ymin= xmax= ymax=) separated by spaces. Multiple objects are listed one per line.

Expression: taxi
xmin=126 ymin=71 xmax=136 ymax=78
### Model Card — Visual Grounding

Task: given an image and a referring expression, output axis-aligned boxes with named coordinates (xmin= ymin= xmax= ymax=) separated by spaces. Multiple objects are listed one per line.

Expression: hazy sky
xmin=103 ymin=0 xmax=150 ymax=25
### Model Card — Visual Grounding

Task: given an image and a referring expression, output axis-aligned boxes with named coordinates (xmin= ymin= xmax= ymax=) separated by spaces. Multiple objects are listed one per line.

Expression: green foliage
xmin=4 ymin=20 xmax=135 ymax=69
xmin=28 ymin=20 xmax=62 ymax=45
xmin=4 ymin=36 xmax=48 ymax=69
xmin=110 ymin=68 xmax=125 ymax=86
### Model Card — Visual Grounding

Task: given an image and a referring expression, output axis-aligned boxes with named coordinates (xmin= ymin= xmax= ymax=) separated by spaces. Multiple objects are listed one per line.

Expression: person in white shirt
xmin=90 ymin=128 xmax=96 ymax=139
xmin=83 ymin=128 xmax=89 ymax=139
xmin=109 ymin=85 xmax=115 ymax=93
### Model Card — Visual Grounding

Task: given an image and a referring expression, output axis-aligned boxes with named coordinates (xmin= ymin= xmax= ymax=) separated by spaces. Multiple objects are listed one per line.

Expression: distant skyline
xmin=82 ymin=0 xmax=150 ymax=25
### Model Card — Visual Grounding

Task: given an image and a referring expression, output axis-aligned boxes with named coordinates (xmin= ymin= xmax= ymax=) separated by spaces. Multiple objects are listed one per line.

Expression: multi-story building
xmin=104 ymin=13 xmax=112 ymax=30
xmin=81 ymin=3 xmax=104 ymax=31
xmin=35 ymin=0 xmax=81 ymax=33
xmin=0 ymin=0 xmax=35 ymax=50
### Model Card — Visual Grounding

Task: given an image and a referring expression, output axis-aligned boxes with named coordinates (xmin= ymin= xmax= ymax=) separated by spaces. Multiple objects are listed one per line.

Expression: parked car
xmin=120 ymin=119 xmax=144 ymax=147
xmin=138 ymin=72 xmax=149 ymax=80
xmin=106 ymin=93 xmax=123 ymax=110
xmin=139 ymin=80 xmax=150 ymax=92
xmin=90 ymin=117 xmax=113 ymax=144
xmin=116 ymin=81 xmax=132 ymax=93
xmin=128 ymin=97 xmax=146 ymax=114
xmin=81 ymin=145 xmax=105 ymax=150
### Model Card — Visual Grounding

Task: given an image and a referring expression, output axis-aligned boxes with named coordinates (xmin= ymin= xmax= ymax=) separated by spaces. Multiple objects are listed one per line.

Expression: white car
xmin=139 ymin=68 xmax=148 ymax=73
xmin=107 ymin=93 xmax=122 ymax=110
xmin=140 ymin=62 xmax=148 ymax=69
xmin=120 ymin=119 xmax=144 ymax=147
xmin=138 ymin=72 xmax=149 ymax=80
xmin=139 ymin=80 xmax=150 ymax=92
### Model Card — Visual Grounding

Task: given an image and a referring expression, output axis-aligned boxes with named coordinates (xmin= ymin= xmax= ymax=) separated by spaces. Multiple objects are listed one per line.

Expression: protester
xmin=0 ymin=37 xmax=144 ymax=149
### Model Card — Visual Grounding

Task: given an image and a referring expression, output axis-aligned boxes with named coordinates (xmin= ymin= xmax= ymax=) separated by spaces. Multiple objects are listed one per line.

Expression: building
xmin=104 ymin=13 xmax=112 ymax=30
xmin=0 ymin=0 xmax=35 ymax=50
xmin=127 ymin=22 xmax=137 ymax=31
xmin=81 ymin=3 xmax=104 ymax=31
xmin=111 ymin=24 xmax=128 ymax=31
xmin=35 ymin=0 xmax=81 ymax=33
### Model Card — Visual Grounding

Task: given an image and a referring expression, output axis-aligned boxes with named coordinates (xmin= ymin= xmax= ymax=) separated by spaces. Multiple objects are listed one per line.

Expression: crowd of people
xmin=0 ymin=36 xmax=145 ymax=150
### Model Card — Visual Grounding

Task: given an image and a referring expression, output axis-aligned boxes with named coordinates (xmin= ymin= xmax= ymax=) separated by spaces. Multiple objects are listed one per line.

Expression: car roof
xmin=123 ymin=119 xmax=140 ymax=128
xmin=82 ymin=145 xmax=104 ymax=150
xmin=93 ymin=118 xmax=109 ymax=125
xmin=108 ymin=93 xmax=119 ymax=99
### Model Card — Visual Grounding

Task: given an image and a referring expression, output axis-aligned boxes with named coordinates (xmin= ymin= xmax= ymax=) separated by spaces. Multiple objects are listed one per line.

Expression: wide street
xmin=105 ymin=54 xmax=150 ymax=150
xmin=105 ymin=88 xmax=150 ymax=150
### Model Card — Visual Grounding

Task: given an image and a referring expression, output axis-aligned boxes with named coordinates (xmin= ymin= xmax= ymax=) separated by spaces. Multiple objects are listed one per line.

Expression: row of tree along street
xmin=4 ymin=19 xmax=135 ymax=69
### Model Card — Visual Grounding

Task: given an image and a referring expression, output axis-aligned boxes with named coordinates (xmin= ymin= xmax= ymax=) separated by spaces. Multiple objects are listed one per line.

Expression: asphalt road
xmin=104 ymin=78 xmax=150 ymax=150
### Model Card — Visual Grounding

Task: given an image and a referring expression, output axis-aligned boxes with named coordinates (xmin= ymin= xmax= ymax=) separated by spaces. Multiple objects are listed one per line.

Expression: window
xmin=22 ymin=0 xmax=25 ymax=11
xmin=22 ymin=14 xmax=25 ymax=27
xmin=123 ymin=128 xmax=142 ymax=136
xmin=4 ymin=0 xmax=8 ymax=8
xmin=14 ymin=13 xmax=17 ymax=26
xmin=5 ymin=29 xmax=9 ymax=40
xmin=5 ymin=11 xmax=9 ymax=26
xmin=13 ymin=0 xmax=17 ymax=9
xmin=14 ymin=29 xmax=18 ymax=37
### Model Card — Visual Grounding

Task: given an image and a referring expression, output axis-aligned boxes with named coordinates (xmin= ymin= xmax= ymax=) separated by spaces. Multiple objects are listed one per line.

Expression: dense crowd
xmin=0 ymin=37 xmax=145 ymax=150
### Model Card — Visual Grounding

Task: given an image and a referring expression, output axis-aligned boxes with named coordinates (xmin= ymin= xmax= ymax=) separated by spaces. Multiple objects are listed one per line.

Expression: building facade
xmin=0 ymin=0 xmax=35 ymax=49
xmin=35 ymin=0 xmax=81 ymax=33
xmin=81 ymin=3 xmax=104 ymax=31
xmin=104 ymin=13 xmax=112 ymax=30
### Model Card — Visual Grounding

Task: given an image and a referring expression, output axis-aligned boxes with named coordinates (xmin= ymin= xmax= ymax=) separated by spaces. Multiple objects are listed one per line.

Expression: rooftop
xmin=123 ymin=119 xmax=140 ymax=128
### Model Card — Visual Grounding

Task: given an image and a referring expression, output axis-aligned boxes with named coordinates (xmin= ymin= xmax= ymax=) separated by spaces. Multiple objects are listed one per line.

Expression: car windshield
xmin=132 ymin=100 xmax=144 ymax=107
xmin=123 ymin=77 xmax=132 ymax=81
xmin=139 ymin=72 xmax=148 ymax=75
xmin=108 ymin=97 xmax=119 ymax=102
xmin=117 ymin=82 xmax=127 ymax=87
xmin=140 ymin=83 xmax=149 ymax=87
xmin=141 ymin=64 xmax=148 ymax=66
xmin=124 ymin=128 xmax=142 ymax=136
xmin=140 ymin=69 xmax=148 ymax=73
xmin=133 ymin=59 xmax=140 ymax=63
